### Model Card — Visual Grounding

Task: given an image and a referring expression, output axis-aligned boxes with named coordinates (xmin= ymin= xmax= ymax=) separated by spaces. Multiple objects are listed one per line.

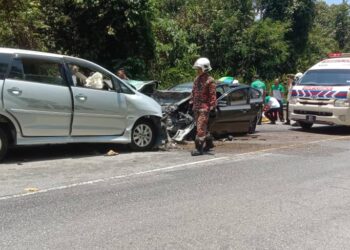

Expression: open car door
xmin=210 ymin=86 xmax=253 ymax=135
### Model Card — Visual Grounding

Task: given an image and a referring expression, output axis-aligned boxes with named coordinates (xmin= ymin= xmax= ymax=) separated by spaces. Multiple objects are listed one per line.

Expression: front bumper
xmin=290 ymin=103 xmax=350 ymax=125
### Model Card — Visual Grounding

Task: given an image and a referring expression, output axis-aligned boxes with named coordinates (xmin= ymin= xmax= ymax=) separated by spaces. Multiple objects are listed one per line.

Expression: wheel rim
xmin=133 ymin=124 xmax=153 ymax=148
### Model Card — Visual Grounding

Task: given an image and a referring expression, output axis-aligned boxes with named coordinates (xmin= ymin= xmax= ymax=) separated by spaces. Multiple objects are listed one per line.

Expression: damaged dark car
xmin=152 ymin=82 xmax=263 ymax=142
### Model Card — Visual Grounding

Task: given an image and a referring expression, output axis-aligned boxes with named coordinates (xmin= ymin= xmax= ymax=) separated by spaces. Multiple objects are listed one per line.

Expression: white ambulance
xmin=290 ymin=53 xmax=350 ymax=129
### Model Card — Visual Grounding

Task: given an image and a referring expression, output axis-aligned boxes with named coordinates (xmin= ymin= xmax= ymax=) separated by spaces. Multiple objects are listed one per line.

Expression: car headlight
xmin=334 ymin=99 xmax=350 ymax=107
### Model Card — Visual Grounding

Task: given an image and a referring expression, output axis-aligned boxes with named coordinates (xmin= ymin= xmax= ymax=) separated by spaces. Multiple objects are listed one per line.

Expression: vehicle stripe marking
xmin=1 ymin=135 xmax=350 ymax=201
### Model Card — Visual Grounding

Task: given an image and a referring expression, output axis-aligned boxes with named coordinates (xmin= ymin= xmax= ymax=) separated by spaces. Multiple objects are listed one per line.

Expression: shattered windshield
xmin=168 ymin=82 xmax=193 ymax=92
xmin=300 ymin=70 xmax=350 ymax=86
xmin=152 ymin=90 xmax=191 ymax=106
xmin=126 ymin=80 xmax=148 ymax=90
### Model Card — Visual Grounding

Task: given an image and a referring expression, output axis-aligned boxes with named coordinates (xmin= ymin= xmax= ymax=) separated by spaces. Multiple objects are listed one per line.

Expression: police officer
xmin=191 ymin=57 xmax=217 ymax=156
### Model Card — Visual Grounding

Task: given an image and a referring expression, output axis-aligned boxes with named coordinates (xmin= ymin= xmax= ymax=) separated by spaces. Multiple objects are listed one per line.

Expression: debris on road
xmin=24 ymin=187 xmax=39 ymax=193
xmin=105 ymin=150 xmax=119 ymax=156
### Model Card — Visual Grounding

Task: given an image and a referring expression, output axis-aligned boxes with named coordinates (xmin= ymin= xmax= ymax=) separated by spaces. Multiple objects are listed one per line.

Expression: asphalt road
xmin=1 ymin=124 xmax=350 ymax=249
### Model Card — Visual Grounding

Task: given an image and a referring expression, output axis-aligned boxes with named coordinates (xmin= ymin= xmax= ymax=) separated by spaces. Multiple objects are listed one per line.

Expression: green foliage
xmin=288 ymin=0 xmax=316 ymax=54
xmin=260 ymin=0 xmax=290 ymax=21
xmin=41 ymin=0 xmax=155 ymax=77
xmin=296 ymin=1 xmax=339 ymax=71
xmin=0 ymin=0 xmax=350 ymax=86
xmin=0 ymin=0 xmax=47 ymax=50
xmin=335 ymin=3 xmax=350 ymax=50
xmin=240 ymin=19 xmax=290 ymax=81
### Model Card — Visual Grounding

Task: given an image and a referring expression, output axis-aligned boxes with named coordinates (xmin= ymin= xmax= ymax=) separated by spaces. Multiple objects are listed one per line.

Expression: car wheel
xmin=299 ymin=121 xmax=313 ymax=130
xmin=0 ymin=127 xmax=8 ymax=162
xmin=248 ymin=115 xmax=258 ymax=134
xmin=130 ymin=120 xmax=156 ymax=151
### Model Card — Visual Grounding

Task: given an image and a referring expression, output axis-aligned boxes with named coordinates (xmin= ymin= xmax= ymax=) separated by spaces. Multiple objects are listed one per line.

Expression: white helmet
xmin=193 ymin=57 xmax=212 ymax=72
xmin=232 ymin=79 xmax=239 ymax=85
xmin=295 ymin=72 xmax=303 ymax=80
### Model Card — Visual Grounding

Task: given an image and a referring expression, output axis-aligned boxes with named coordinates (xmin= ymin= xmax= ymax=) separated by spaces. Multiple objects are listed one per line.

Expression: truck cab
xmin=290 ymin=53 xmax=350 ymax=129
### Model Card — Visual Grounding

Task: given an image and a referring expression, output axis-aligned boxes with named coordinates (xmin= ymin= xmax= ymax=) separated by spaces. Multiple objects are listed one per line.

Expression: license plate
xmin=306 ymin=115 xmax=316 ymax=122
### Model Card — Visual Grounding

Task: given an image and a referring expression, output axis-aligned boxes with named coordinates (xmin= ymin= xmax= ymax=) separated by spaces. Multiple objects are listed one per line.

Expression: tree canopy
xmin=0 ymin=0 xmax=349 ymax=86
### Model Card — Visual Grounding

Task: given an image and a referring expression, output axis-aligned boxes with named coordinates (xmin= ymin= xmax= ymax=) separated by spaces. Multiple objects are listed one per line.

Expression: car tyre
xmin=130 ymin=120 xmax=156 ymax=151
xmin=0 ymin=127 xmax=8 ymax=162
xmin=248 ymin=115 xmax=258 ymax=134
xmin=299 ymin=121 xmax=313 ymax=130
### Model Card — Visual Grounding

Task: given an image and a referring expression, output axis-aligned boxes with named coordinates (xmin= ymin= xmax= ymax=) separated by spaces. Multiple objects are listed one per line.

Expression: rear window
xmin=8 ymin=58 xmax=66 ymax=86
xmin=300 ymin=70 xmax=350 ymax=86
xmin=0 ymin=53 xmax=12 ymax=80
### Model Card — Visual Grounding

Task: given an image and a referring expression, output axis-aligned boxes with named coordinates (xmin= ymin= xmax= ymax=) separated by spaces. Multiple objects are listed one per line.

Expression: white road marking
xmin=0 ymin=157 xmax=229 ymax=201
xmin=1 ymin=135 xmax=349 ymax=201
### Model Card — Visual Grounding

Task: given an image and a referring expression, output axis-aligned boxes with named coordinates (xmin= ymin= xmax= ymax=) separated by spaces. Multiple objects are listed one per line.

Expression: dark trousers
xmin=265 ymin=108 xmax=279 ymax=122
xmin=277 ymin=100 xmax=284 ymax=121
xmin=286 ymin=102 xmax=290 ymax=123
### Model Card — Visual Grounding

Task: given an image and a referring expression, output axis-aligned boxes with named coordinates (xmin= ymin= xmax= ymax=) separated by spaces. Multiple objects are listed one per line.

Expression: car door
xmin=0 ymin=53 xmax=13 ymax=109
xmin=3 ymin=54 xmax=72 ymax=137
xmin=210 ymin=87 xmax=251 ymax=134
xmin=65 ymin=59 xmax=127 ymax=136
xmin=249 ymin=87 xmax=263 ymax=120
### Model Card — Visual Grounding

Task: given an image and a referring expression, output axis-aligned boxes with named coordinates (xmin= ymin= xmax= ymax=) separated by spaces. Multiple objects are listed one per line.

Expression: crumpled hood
xmin=152 ymin=90 xmax=191 ymax=106
xmin=127 ymin=80 xmax=157 ymax=91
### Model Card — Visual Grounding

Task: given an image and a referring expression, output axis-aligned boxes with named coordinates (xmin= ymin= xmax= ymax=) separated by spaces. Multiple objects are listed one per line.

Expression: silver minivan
xmin=0 ymin=48 xmax=162 ymax=160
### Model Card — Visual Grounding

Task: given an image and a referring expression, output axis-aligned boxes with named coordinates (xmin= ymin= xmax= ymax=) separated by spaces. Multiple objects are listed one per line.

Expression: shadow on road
xmin=290 ymin=125 xmax=350 ymax=136
xmin=5 ymin=144 xmax=134 ymax=164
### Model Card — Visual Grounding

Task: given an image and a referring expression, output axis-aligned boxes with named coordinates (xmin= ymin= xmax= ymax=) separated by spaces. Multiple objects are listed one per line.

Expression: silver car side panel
xmin=1 ymin=51 xmax=163 ymax=147
xmin=16 ymin=134 xmax=132 ymax=145
xmin=3 ymin=79 xmax=72 ymax=136
xmin=0 ymin=79 xmax=4 ymax=109
xmin=70 ymin=87 xmax=127 ymax=136
xmin=123 ymin=91 xmax=162 ymax=118
xmin=16 ymin=92 xmax=162 ymax=146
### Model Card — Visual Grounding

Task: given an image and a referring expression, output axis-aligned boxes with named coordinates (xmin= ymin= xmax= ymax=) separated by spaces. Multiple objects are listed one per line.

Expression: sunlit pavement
xmin=1 ymin=124 xmax=350 ymax=249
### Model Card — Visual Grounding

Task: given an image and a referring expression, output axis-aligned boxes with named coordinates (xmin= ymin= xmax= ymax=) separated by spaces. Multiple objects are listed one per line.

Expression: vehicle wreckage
xmin=151 ymin=83 xmax=263 ymax=143
xmin=126 ymin=80 xmax=159 ymax=96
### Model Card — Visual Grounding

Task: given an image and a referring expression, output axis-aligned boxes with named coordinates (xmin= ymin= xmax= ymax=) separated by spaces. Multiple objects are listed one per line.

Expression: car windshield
xmin=168 ymin=82 xmax=193 ymax=92
xmin=300 ymin=69 xmax=350 ymax=86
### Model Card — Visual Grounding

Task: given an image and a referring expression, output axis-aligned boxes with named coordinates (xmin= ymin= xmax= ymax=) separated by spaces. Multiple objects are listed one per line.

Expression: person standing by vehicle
xmin=251 ymin=75 xmax=266 ymax=125
xmin=116 ymin=68 xmax=129 ymax=80
xmin=264 ymin=95 xmax=280 ymax=124
xmin=191 ymin=57 xmax=217 ymax=156
xmin=270 ymin=78 xmax=285 ymax=122
xmin=287 ymin=72 xmax=303 ymax=126
xmin=284 ymin=74 xmax=294 ymax=125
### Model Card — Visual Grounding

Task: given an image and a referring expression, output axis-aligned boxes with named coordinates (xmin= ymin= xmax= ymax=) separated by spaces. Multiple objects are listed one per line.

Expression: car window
xmin=0 ymin=53 xmax=12 ymax=80
xmin=8 ymin=58 xmax=66 ymax=86
xmin=229 ymin=88 xmax=248 ymax=105
xmin=216 ymin=86 xmax=226 ymax=99
xmin=116 ymin=78 xmax=134 ymax=94
xmin=250 ymin=88 xmax=261 ymax=99
xmin=168 ymin=82 xmax=193 ymax=92
xmin=68 ymin=63 xmax=114 ymax=91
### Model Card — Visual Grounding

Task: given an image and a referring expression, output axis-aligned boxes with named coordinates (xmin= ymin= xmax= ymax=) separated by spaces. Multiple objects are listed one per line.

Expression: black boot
xmin=191 ymin=139 xmax=204 ymax=156
xmin=204 ymin=135 xmax=214 ymax=152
